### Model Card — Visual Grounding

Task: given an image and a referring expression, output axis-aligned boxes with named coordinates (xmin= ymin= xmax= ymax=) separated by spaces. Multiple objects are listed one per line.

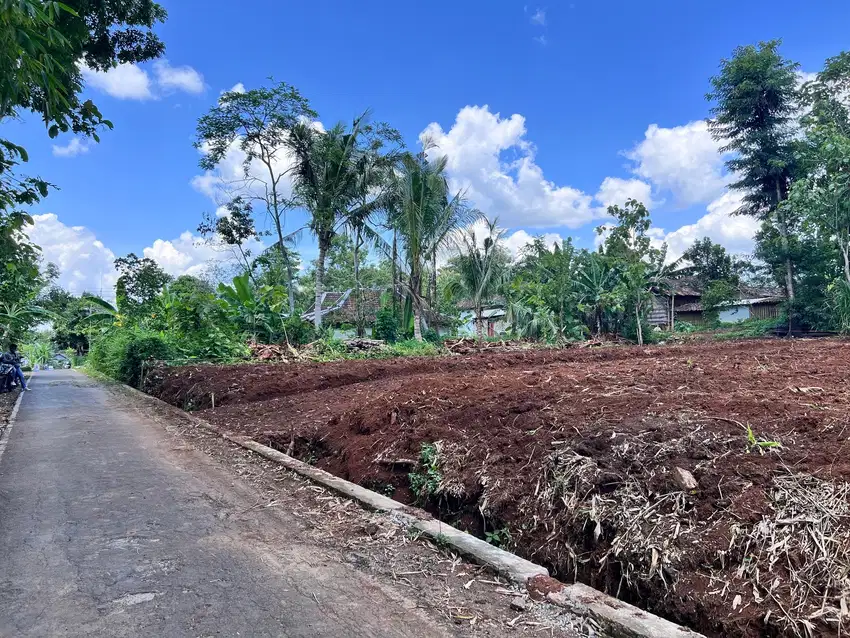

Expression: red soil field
xmin=145 ymin=339 xmax=850 ymax=638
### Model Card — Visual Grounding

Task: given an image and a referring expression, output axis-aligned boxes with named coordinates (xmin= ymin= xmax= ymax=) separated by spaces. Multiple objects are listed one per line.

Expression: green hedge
xmin=88 ymin=328 xmax=173 ymax=387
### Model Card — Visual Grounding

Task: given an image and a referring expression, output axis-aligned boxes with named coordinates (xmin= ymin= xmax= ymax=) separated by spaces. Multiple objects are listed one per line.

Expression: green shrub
xmin=675 ymin=321 xmax=698 ymax=334
xmin=389 ymin=339 xmax=441 ymax=357
xmin=282 ymin=316 xmax=316 ymax=346
xmin=408 ymin=443 xmax=442 ymax=504
xmin=372 ymin=306 xmax=398 ymax=343
xmin=89 ymin=328 xmax=173 ymax=387
xmin=422 ymin=328 xmax=441 ymax=343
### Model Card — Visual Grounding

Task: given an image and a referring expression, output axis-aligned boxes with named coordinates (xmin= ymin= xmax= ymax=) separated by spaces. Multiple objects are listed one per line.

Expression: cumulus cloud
xmin=191 ymin=138 xmax=298 ymax=207
xmin=82 ymin=61 xmax=205 ymax=100
xmin=143 ymin=231 xmax=261 ymax=278
xmin=595 ymin=177 xmax=655 ymax=209
xmin=625 ymin=120 xmax=728 ymax=207
xmin=52 ymin=138 xmax=90 ymax=158
xmin=652 ymin=191 xmax=759 ymax=260
xmin=26 ymin=213 xmax=263 ymax=302
xmin=81 ymin=63 xmax=154 ymax=100
xmin=530 ymin=8 xmax=546 ymax=24
xmin=661 ymin=191 xmax=758 ymax=259
xmin=421 ymin=105 xmax=600 ymax=229
xmin=153 ymin=60 xmax=205 ymax=95
xmin=27 ymin=214 xmax=118 ymax=297
xmin=503 ymin=229 xmax=563 ymax=260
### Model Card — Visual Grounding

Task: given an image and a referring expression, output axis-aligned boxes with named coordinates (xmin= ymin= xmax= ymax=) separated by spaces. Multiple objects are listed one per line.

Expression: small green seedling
xmin=485 ymin=527 xmax=513 ymax=549
xmin=744 ymin=424 xmax=782 ymax=454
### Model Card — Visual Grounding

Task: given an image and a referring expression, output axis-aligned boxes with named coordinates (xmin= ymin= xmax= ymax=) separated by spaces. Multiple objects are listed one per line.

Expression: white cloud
xmin=421 ymin=105 xmax=600 ymax=229
xmin=27 ymin=214 xmax=118 ymax=297
xmin=191 ymin=119 xmax=326 ymax=208
xmin=503 ymin=229 xmax=563 ymax=260
xmin=81 ymin=63 xmax=154 ymax=100
xmin=530 ymin=8 xmax=546 ymax=25
xmin=153 ymin=60 xmax=205 ymax=95
xmin=595 ymin=177 xmax=655 ymax=209
xmin=652 ymin=191 xmax=759 ymax=260
xmin=82 ymin=60 xmax=205 ymax=100
xmin=191 ymin=137 xmax=298 ymax=206
xmin=143 ymin=231 xmax=264 ymax=278
xmin=52 ymin=138 xmax=90 ymax=158
xmin=225 ymin=82 xmax=246 ymax=94
xmin=625 ymin=120 xmax=728 ymax=207
xmin=533 ymin=35 xmax=548 ymax=46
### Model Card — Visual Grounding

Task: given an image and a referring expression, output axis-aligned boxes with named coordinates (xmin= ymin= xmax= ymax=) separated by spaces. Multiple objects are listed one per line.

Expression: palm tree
xmin=287 ymin=112 xmax=400 ymax=330
xmin=388 ymin=151 xmax=479 ymax=341
xmin=448 ymin=218 xmax=510 ymax=343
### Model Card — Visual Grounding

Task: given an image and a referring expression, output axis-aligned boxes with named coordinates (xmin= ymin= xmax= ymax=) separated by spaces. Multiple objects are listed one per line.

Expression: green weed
xmin=408 ymin=442 xmax=442 ymax=504
xmin=485 ymin=527 xmax=513 ymax=549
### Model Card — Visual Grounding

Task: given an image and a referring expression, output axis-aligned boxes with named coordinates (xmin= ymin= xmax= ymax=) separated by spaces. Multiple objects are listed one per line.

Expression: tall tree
xmin=388 ymin=152 xmax=478 ymax=341
xmin=598 ymin=199 xmax=669 ymax=345
xmin=287 ymin=112 xmax=401 ymax=330
xmin=707 ymin=40 xmax=800 ymax=313
xmin=114 ymin=253 xmax=171 ymax=321
xmin=195 ymin=82 xmax=315 ymax=316
xmin=448 ymin=218 xmax=510 ymax=343
xmin=681 ymin=237 xmax=741 ymax=285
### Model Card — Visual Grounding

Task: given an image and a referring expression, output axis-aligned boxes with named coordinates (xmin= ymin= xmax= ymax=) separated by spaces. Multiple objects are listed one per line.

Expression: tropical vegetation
xmin=4 ymin=9 xmax=850 ymax=384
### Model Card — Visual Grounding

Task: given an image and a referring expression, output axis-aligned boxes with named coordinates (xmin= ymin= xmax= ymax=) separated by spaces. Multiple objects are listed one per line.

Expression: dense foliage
xmin=6 ymin=12 xmax=850 ymax=383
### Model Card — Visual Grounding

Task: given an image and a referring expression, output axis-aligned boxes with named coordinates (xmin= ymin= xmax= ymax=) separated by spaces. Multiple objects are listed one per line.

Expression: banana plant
xmin=217 ymin=273 xmax=286 ymax=342
xmin=0 ymin=302 xmax=55 ymax=341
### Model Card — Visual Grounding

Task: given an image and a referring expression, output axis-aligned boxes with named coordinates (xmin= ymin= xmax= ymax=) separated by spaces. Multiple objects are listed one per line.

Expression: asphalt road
xmin=0 ymin=370 xmax=457 ymax=637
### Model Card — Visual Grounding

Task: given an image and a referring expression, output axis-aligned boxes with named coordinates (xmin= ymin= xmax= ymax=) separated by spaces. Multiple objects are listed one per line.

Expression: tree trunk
xmin=413 ymin=304 xmax=423 ymax=341
xmin=774 ymin=181 xmax=795 ymax=334
xmin=670 ymin=292 xmax=675 ymax=331
xmin=314 ymin=237 xmax=328 ymax=331
xmin=635 ymin=304 xmax=643 ymax=346
xmin=476 ymin=306 xmax=484 ymax=345
xmin=354 ymin=228 xmax=364 ymax=338
xmin=430 ymin=252 xmax=437 ymax=310
xmin=391 ymin=230 xmax=398 ymax=317
xmin=272 ymin=215 xmax=296 ymax=317
xmin=411 ymin=269 xmax=422 ymax=341
xmin=841 ymin=241 xmax=850 ymax=286
xmin=285 ymin=255 xmax=295 ymax=318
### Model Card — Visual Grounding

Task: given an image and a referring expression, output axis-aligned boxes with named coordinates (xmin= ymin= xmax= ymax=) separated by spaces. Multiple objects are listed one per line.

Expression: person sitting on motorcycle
xmin=6 ymin=344 xmax=27 ymax=391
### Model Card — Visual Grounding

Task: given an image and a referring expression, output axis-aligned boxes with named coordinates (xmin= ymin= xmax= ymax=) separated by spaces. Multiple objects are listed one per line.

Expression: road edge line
xmin=0 ymin=376 xmax=29 ymax=466
xmin=104 ymin=375 xmax=706 ymax=638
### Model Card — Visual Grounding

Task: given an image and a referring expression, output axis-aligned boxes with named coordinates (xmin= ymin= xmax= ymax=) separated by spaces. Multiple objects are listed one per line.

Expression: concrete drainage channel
xmin=116 ymin=381 xmax=706 ymax=638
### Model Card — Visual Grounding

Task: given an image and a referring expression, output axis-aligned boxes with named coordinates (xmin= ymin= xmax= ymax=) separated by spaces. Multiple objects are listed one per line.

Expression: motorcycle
xmin=0 ymin=362 xmax=15 ymax=393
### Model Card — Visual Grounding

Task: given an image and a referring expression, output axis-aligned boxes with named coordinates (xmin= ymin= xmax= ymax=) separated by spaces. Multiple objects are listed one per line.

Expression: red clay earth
xmin=145 ymin=339 xmax=850 ymax=638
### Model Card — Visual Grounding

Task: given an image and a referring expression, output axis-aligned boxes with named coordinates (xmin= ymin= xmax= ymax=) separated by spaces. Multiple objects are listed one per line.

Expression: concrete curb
xmin=104 ymin=375 xmax=706 ymax=638
xmin=0 ymin=382 xmax=27 ymax=465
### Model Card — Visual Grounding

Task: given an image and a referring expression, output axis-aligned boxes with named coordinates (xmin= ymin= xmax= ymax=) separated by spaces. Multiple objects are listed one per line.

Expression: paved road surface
xmin=0 ymin=370 xmax=458 ymax=637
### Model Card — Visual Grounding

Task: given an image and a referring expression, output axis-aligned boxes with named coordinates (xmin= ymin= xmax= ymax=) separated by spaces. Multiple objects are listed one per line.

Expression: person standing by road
xmin=7 ymin=344 xmax=28 ymax=391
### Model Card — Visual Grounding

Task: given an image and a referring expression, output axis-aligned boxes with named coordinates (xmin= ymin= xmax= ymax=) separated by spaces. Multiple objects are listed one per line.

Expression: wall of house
xmin=649 ymin=295 xmax=670 ymax=326
xmin=750 ymin=303 xmax=781 ymax=320
xmin=452 ymin=311 xmax=509 ymax=337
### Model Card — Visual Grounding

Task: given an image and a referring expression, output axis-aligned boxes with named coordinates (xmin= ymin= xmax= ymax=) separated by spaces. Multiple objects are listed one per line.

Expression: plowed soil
xmin=145 ymin=339 xmax=850 ymax=638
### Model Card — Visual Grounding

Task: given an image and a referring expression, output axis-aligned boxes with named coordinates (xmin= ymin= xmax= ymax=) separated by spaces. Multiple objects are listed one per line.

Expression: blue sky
xmin=10 ymin=0 xmax=850 ymax=297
